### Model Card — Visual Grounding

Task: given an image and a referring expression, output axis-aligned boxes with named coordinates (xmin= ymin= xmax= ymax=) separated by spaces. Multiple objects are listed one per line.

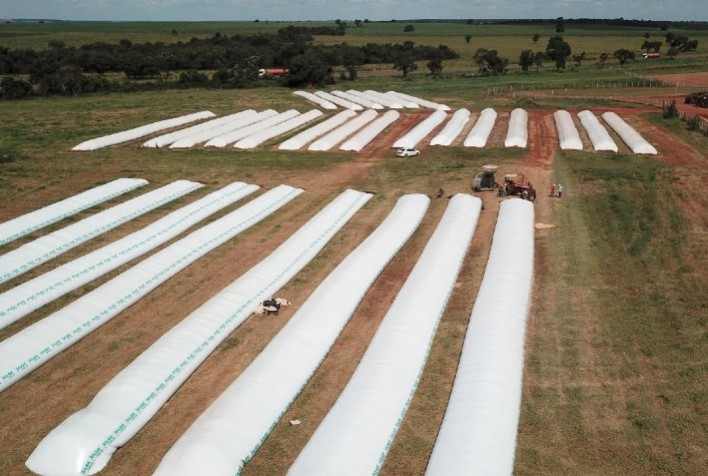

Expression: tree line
xmin=0 ymin=31 xmax=458 ymax=99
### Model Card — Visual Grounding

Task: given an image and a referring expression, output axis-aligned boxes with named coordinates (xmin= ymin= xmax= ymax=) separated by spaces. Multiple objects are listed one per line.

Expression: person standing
xmin=558 ymin=184 xmax=564 ymax=198
xmin=551 ymin=183 xmax=556 ymax=197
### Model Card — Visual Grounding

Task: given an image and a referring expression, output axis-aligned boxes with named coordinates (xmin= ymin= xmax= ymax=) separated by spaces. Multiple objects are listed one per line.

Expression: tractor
xmin=500 ymin=173 xmax=536 ymax=201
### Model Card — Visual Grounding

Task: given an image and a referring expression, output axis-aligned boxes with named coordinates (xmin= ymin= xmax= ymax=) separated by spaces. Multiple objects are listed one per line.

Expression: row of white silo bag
xmin=0 ymin=182 xmax=258 ymax=331
xmin=393 ymin=109 xmax=448 ymax=149
xmin=309 ymin=109 xmax=379 ymax=151
xmin=430 ymin=108 xmax=471 ymax=146
xmin=143 ymin=110 xmax=257 ymax=148
xmin=577 ymin=110 xmax=618 ymax=152
xmin=234 ymin=109 xmax=324 ymax=149
xmin=0 ymin=178 xmax=147 ymax=247
xmin=26 ymin=189 xmax=371 ymax=476
xmin=315 ymin=90 xmax=364 ymax=110
xmin=464 ymin=108 xmax=497 ymax=147
xmin=289 ymin=194 xmax=482 ymax=476
xmin=601 ymin=111 xmax=658 ymax=154
xmin=387 ymin=90 xmax=450 ymax=110
xmin=554 ymin=110 xmax=583 ymax=150
xmin=169 ymin=110 xmax=268 ymax=148
xmin=72 ymin=111 xmax=215 ymax=151
xmin=353 ymin=90 xmax=404 ymax=109
xmin=205 ymin=110 xmax=301 ymax=148
xmin=0 ymin=180 xmax=203 ymax=286
xmin=426 ymin=198 xmax=535 ymax=476
xmin=504 ymin=108 xmax=528 ymax=148
xmin=0 ymin=185 xmax=303 ymax=397
xmin=279 ymin=110 xmax=358 ymax=150
xmin=292 ymin=90 xmax=338 ymax=110
xmin=340 ymin=110 xmax=401 ymax=152
xmin=332 ymin=89 xmax=383 ymax=109
xmin=153 ymin=194 xmax=430 ymax=476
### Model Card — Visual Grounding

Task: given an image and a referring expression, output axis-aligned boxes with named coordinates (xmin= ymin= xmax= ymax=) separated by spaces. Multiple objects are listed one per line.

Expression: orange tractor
xmin=500 ymin=173 xmax=536 ymax=201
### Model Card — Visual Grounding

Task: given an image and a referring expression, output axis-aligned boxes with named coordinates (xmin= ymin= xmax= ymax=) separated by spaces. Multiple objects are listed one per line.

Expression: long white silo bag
xmin=143 ymin=110 xmax=257 ymax=148
xmin=314 ymin=91 xmax=364 ymax=111
xmin=0 ymin=182 xmax=258 ymax=330
xmin=169 ymin=110 xmax=272 ymax=148
xmin=426 ymin=198 xmax=535 ymax=476
xmin=0 ymin=180 xmax=203 ymax=285
xmin=234 ymin=110 xmax=323 ymax=149
xmin=26 ymin=189 xmax=371 ymax=476
xmin=392 ymin=109 xmax=447 ymax=149
xmin=72 ymin=111 xmax=215 ymax=151
xmin=504 ymin=108 xmax=528 ymax=148
xmin=464 ymin=108 xmax=497 ymax=148
xmin=289 ymin=194 xmax=482 ymax=476
xmin=554 ymin=110 xmax=583 ymax=150
xmin=308 ymin=110 xmax=378 ymax=151
xmin=0 ymin=185 xmax=303 ymax=396
xmin=577 ymin=110 xmax=617 ymax=152
xmin=205 ymin=110 xmax=301 ymax=148
xmin=340 ymin=110 xmax=400 ymax=152
xmin=601 ymin=111 xmax=657 ymax=154
xmin=293 ymin=91 xmax=338 ymax=110
xmin=0 ymin=178 xmax=148 ymax=247
xmin=154 ymin=193 xmax=429 ymax=476
xmin=279 ymin=110 xmax=358 ymax=150
xmin=430 ymin=108 xmax=471 ymax=146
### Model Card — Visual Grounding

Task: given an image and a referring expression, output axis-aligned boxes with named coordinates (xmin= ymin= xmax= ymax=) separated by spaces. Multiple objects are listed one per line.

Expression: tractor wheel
xmin=521 ymin=190 xmax=529 ymax=200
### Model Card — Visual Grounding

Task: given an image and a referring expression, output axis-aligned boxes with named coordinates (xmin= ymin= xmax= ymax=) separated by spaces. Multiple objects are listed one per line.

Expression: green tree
xmin=0 ymin=76 xmax=33 ymax=99
xmin=519 ymin=49 xmax=534 ymax=73
xmin=598 ymin=52 xmax=609 ymax=68
xmin=532 ymin=33 xmax=540 ymax=43
xmin=427 ymin=58 xmax=443 ymax=76
xmin=473 ymin=48 xmax=489 ymax=72
xmin=613 ymin=48 xmax=635 ymax=67
xmin=285 ymin=50 xmax=333 ymax=87
xmin=354 ymin=19 xmax=362 ymax=28
xmin=342 ymin=48 xmax=365 ymax=80
xmin=555 ymin=17 xmax=565 ymax=33
xmin=393 ymin=51 xmax=418 ymax=77
xmin=667 ymin=47 xmax=679 ymax=59
xmin=533 ymin=51 xmax=545 ymax=72
xmin=644 ymin=32 xmax=651 ymax=39
xmin=546 ymin=35 xmax=571 ymax=71
xmin=641 ymin=40 xmax=662 ymax=53
xmin=404 ymin=24 xmax=415 ymax=32
xmin=465 ymin=35 xmax=472 ymax=44
xmin=573 ymin=51 xmax=586 ymax=68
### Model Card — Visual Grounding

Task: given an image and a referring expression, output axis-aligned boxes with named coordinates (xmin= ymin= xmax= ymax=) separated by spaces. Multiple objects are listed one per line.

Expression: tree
xmin=404 ymin=24 xmax=415 ymax=32
xmin=427 ymin=58 xmax=443 ymax=76
xmin=572 ymin=51 xmax=586 ymax=68
xmin=667 ymin=47 xmax=679 ymax=59
xmin=465 ymin=35 xmax=472 ymax=44
xmin=519 ymin=49 xmax=534 ymax=73
xmin=342 ymin=48 xmax=365 ymax=80
xmin=170 ymin=28 xmax=178 ymax=35
xmin=473 ymin=48 xmax=489 ymax=73
xmin=0 ymin=76 xmax=33 ymax=99
xmin=663 ymin=100 xmax=679 ymax=119
xmin=598 ymin=52 xmax=609 ymax=68
xmin=285 ymin=50 xmax=333 ymax=87
xmin=178 ymin=70 xmax=209 ymax=88
xmin=555 ymin=17 xmax=565 ymax=33
xmin=641 ymin=40 xmax=662 ymax=53
xmin=644 ymin=32 xmax=651 ymax=39
xmin=533 ymin=52 xmax=545 ymax=72
xmin=393 ymin=51 xmax=417 ymax=77
xmin=474 ymin=49 xmax=507 ymax=75
xmin=613 ymin=48 xmax=635 ymax=67
xmin=355 ymin=19 xmax=362 ymax=28
xmin=546 ymin=35 xmax=571 ymax=71
xmin=532 ymin=33 xmax=540 ymax=43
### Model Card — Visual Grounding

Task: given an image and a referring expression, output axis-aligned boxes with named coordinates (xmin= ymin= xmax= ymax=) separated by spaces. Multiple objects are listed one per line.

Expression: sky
xmin=0 ymin=0 xmax=706 ymax=22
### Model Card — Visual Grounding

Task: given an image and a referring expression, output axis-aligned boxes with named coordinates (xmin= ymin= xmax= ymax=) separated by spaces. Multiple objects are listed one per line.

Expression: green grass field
xmin=0 ymin=20 xmax=706 ymax=476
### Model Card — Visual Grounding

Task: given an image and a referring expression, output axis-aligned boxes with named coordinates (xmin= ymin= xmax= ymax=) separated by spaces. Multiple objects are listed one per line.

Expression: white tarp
xmin=601 ymin=111 xmax=657 ymax=154
xmin=26 ymin=189 xmax=371 ymax=476
xmin=279 ymin=110 xmax=358 ymax=150
xmin=0 ymin=178 xmax=147 ymax=247
xmin=340 ymin=110 xmax=400 ymax=152
xmin=331 ymin=90 xmax=382 ymax=109
xmin=308 ymin=110 xmax=378 ymax=151
xmin=0 ymin=182 xmax=258 ymax=331
xmin=430 ymin=108 xmax=471 ymax=146
xmin=361 ymin=90 xmax=404 ymax=109
xmin=314 ymin=91 xmax=364 ymax=111
xmin=385 ymin=91 xmax=449 ymax=110
xmin=426 ymin=198 xmax=535 ymax=476
xmin=170 ymin=110 xmax=275 ymax=149
xmin=142 ymin=110 xmax=257 ymax=148
xmin=153 ymin=194 xmax=429 ymax=476
xmin=554 ymin=110 xmax=583 ymax=150
xmin=392 ymin=109 xmax=447 ymax=149
xmin=205 ymin=110 xmax=301 ymax=148
xmin=289 ymin=194 xmax=482 ymax=476
xmin=293 ymin=91 xmax=338 ymax=110
xmin=464 ymin=108 xmax=497 ymax=148
xmin=577 ymin=110 xmax=618 ymax=152
xmin=234 ymin=110 xmax=323 ymax=149
xmin=0 ymin=185 xmax=302 ymax=396
xmin=72 ymin=111 xmax=215 ymax=151
xmin=0 ymin=180 xmax=202 ymax=285
xmin=504 ymin=108 xmax=528 ymax=148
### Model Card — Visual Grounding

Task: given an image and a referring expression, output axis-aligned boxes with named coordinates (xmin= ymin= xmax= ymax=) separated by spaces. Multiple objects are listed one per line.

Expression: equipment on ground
xmin=472 ymin=164 xmax=499 ymax=192
xmin=501 ymin=173 xmax=536 ymax=201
